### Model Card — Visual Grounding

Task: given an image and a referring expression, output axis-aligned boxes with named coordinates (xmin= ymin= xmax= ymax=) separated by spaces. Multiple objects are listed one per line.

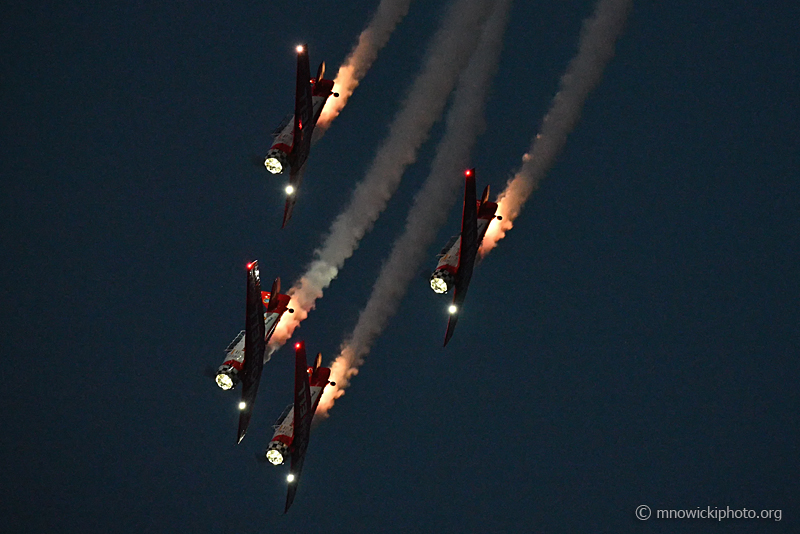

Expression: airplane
xmin=262 ymin=341 xmax=334 ymax=513
xmin=263 ymin=44 xmax=338 ymax=228
xmin=213 ymin=261 xmax=293 ymax=444
xmin=429 ymin=169 xmax=501 ymax=346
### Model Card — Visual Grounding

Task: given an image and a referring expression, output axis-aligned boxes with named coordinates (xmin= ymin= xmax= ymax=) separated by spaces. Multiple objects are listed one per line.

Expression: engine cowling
xmin=216 ymin=330 xmax=245 ymax=390
xmin=265 ymin=441 xmax=289 ymax=465
xmin=215 ymin=362 xmax=241 ymax=390
xmin=430 ymin=268 xmax=455 ymax=294
xmin=264 ymin=148 xmax=289 ymax=175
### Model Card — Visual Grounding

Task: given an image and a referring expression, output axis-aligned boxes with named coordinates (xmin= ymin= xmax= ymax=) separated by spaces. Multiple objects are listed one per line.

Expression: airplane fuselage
xmin=265 ymin=92 xmax=331 ymax=175
xmin=430 ymin=216 xmax=492 ymax=294
xmin=215 ymin=291 xmax=287 ymax=390
xmin=265 ymin=371 xmax=328 ymax=466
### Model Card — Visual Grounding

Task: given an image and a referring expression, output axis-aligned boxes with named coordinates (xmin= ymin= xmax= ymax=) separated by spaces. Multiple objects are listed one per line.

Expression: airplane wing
xmin=444 ymin=169 xmax=478 ymax=347
xmin=285 ymin=341 xmax=313 ymax=513
xmin=290 ymin=44 xmax=314 ymax=171
xmin=237 ymin=261 xmax=267 ymax=443
xmin=281 ymin=166 xmax=304 ymax=228
xmin=282 ymin=46 xmax=312 ymax=229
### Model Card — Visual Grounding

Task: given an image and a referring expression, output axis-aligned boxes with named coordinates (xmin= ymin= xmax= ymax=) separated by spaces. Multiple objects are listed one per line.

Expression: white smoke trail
xmin=480 ymin=0 xmax=633 ymax=255
xmin=271 ymin=0 xmax=497 ymax=348
xmin=316 ymin=0 xmax=413 ymax=132
xmin=318 ymin=0 xmax=513 ymax=414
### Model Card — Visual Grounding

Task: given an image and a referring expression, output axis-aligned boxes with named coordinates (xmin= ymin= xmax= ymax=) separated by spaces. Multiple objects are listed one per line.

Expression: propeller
xmin=316 ymin=61 xmax=325 ymax=82
xmin=418 ymin=266 xmax=432 ymax=281
xmin=254 ymin=452 xmax=270 ymax=464
xmin=250 ymin=154 xmax=265 ymax=168
xmin=203 ymin=365 xmax=218 ymax=379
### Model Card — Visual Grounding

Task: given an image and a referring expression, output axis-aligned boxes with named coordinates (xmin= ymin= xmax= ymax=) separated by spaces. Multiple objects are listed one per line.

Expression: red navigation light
xmin=246 ymin=262 xmax=254 ymax=269
xmin=295 ymin=342 xmax=301 ymax=349
xmin=465 ymin=169 xmax=472 ymax=176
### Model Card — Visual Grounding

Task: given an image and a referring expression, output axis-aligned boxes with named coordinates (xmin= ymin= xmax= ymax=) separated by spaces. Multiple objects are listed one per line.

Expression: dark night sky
xmin=2 ymin=1 xmax=798 ymax=532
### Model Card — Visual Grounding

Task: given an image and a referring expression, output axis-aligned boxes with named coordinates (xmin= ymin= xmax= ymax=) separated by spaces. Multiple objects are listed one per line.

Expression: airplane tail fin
xmin=266 ymin=278 xmax=281 ymax=312
xmin=312 ymin=61 xmax=335 ymax=98
xmin=480 ymin=184 xmax=490 ymax=205
xmin=316 ymin=61 xmax=325 ymax=83
xmin=477 ymin=183 xmax=498 ymax=220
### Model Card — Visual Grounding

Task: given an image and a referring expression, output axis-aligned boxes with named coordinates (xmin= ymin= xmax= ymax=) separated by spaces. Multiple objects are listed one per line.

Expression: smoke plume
xmin=271 ymin=0 xmax=497 ymax=349
xmin=480 ymin=0 xmax=632 ymax=256
xmin=316 ymin=0 xmax=413 ymax=132
xmin=318 ymin=0 xmax=512 ymax=414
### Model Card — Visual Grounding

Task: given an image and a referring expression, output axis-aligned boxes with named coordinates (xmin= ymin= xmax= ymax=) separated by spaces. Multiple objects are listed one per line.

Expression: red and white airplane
xmin=262 ymin=341 xmax=334 ymax=513
xmin=264 ymin=44 xmax=337 ymax=228
xmin=430 ymin=169 xmax=500 ymax=346
xmin=213 ymin=261 xmax=293 ymax=444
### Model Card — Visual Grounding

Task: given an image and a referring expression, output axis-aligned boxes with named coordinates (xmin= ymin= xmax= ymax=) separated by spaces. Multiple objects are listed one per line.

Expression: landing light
xmin=265 ymin=157 xmax=283 ymax=174
xmin=238 ymin=401 xmax=247 ymax=410
xmin=285 ymin=185 xmax=295 ymax=195
xmin=216 ymin=373 xmax=234 ymax=390
xmin=448 ymin=304 xmax=458 ymax=314
xmin=287 ymin=473 xmax=296 ymax=483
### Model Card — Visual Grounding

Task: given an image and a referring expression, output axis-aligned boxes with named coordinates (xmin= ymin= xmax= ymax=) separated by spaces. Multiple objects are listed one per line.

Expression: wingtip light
xmin=296 ymin=45 xmax=304 ymax=54
xmin=448 ymin=304 xmax=458 ymax=314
